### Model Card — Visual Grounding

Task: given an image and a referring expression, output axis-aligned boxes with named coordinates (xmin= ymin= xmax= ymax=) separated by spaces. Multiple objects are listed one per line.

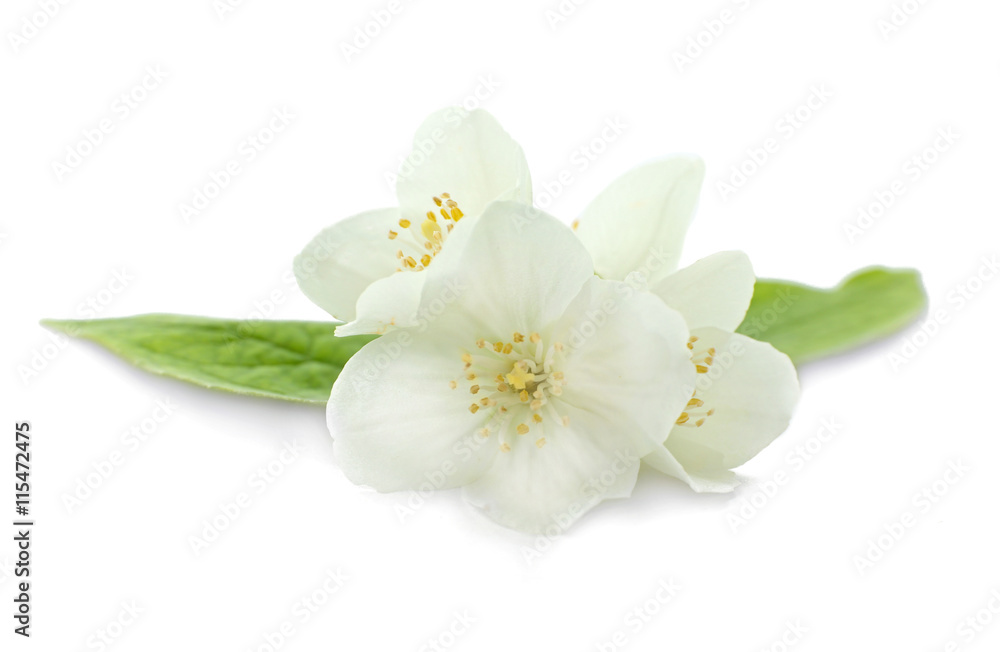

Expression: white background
xmin=2 ymin=0 xmax=999 ymax=650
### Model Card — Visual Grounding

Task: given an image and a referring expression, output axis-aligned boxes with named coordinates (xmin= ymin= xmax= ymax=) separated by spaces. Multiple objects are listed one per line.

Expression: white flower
xmin=299 ymin=106 xmax=799 ymax=493
xmin=571 ymin=164 xmax=800 ymax=492
xmin=294 ymin=108 xmax=707 ymax=338
xmin=294 ymin=108 xmax=531 ymax=336
xmin=327 ymin=202 xmax=696 ymax=533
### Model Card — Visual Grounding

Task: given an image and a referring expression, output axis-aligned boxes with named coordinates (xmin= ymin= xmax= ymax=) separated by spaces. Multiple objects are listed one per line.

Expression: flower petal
xmin=329 ymin=325 xmax=498 ymax=493
xmin=462 ymin=276 xmax=697 ymax=533
xmin=395 ymin=108 xmax=531 ymax=226
xmin=651 ymin=328 xmax=799 ymax=490
xmin=333 ymin=271 xmax=425 ymax=337
xmin=641 ymin=447 xmax=741 ymax=493
xmin=650 ymin=250 xmax=755 ymax=331
xmin=293 ymin=208 xmax=402 ymax=322
xmin=551 ymin=277 xmax=697 ymax=454
xmin=573 ymin=156 xmax=705 ymax=284
xmin=419 ymin=201 xmax=595 ymax=336
xmin=462 ymin=407 xmax=643 ymax=534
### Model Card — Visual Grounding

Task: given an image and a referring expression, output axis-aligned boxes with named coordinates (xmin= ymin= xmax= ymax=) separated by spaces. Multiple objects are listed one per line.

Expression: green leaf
xmin=41 ymin=314 xmax=376 ymax=404
xmin=42 ymin=266 xmax=926 ymax=406
xmin=736 ymin=267 xmax=926 ymax=364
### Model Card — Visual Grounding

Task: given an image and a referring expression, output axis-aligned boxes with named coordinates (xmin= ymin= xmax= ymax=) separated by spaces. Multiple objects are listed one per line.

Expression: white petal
xmin=552 ymin=277 xmax=697 ymax=453
xmin=657 ymin=328 xmax=799 ymax=487
xmin=395 ymin=108 xmax=531 ymax=226
xmin=651 ymin=250 xmax=755 ymax=331
xmin=641 ymin=448 xmax=741 ymax=493
xmin=419 ymin=201 xmax=595 ymax=335
xmin=462 ymin=277 xmax=697 ymax=533
xmin=462 ymin=407 xmax=642 ymax=534
xmin=293 ymin=208 xmax=402 ymax=322
xmin=329 ymin=325 xmax=498 ymax=493
xmin=574 ymin=156 xmax=705 ymax=284
xmin=333 ymin=271 xmax=425 ymax=337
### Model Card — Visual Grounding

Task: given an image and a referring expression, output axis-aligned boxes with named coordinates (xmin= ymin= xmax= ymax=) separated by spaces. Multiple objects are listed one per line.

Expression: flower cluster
xmin=294 ymin=109 xmax=799 ymax=534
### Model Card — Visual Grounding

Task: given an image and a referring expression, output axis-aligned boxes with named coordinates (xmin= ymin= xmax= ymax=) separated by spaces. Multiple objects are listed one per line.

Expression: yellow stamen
xmin=506 ymin=364 xmax=535 ymax=391
xmin=421 ymin=219 xmax=441 ymax=241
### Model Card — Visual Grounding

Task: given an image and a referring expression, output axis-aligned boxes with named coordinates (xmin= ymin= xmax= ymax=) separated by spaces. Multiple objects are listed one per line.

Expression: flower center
xmin=388 ymin=193 xmax=464 ymax=272
xmin=676 ymin=336 xmax=716 ymax=428
xmin=451 ymin=331 xmax=570 ymax=453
